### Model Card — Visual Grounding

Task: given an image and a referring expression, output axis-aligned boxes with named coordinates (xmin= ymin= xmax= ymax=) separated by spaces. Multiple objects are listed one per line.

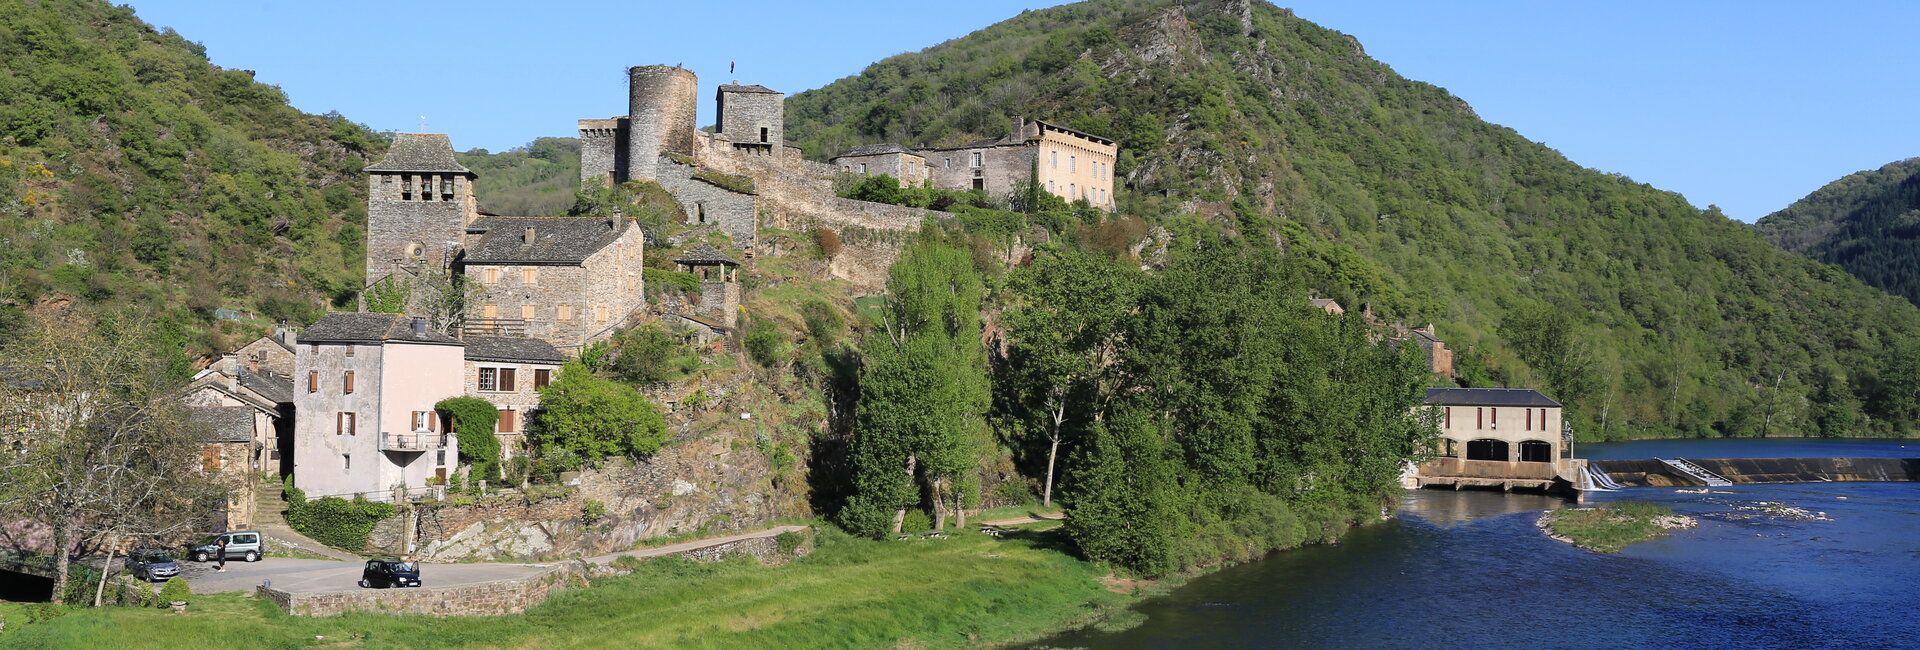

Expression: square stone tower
xmin=715 ymin=82 xmax=784 ymax=153
xmin=363 ymin=134 xmax=477 ymax=295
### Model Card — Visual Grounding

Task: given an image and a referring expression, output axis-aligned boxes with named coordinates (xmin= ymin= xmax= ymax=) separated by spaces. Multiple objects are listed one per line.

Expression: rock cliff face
xmin=369 ymin=424 xmax=808 ymax=561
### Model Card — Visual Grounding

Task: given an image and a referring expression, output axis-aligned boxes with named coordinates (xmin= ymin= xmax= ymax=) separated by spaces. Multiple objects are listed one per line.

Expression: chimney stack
xmin=411 ymin=317 xmax=427 ymax=336
xmin=1010 ymin=116 xmax=1024 ymax=142
xmin=523 ymin=226 xmax=536 ymax=244
xmin=219 ymin=353 xmax=240 ymax=390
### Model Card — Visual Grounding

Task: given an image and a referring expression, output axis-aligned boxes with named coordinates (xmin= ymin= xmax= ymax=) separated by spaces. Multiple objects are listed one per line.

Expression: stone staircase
xmin=249 ymin=477 xmax=363 ymax=562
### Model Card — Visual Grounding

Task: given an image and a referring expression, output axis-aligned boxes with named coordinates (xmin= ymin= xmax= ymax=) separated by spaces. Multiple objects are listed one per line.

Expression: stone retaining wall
xmin=257 ymin=561 xmax=584 ymax=617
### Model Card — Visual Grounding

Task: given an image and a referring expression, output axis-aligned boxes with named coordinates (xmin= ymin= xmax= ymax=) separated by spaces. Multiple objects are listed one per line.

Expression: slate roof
xmin=833 ymin=143 xmax=919 ymax=159
xmin=463 ymin=336 xmax=565 ymax=364
xmin=718 ymin=83 xmax=779 ymax=94
xmin=238 ymin=370 xmax=294 ymax=405
xmin=1424 ymin=388 xmax=1561 ymax=408
xmin=464 ymin=216 xmax=628 ymax=264
xmin=365 ymin=134 xmax=472 ymax=174
xmin=1309 ymin=298 xmax=1339 ymax=308
xmin=188 ymin=406 xmax=255 ymax=443
xmin=298 ymin=313 xmax=462 ymax=345
xmin=674 ymin=244 xmax=739 ymax=266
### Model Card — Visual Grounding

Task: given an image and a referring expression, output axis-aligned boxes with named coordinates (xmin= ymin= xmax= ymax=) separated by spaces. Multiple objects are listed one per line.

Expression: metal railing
xmin=463 ymin=318 xmax=528 ymax=336
xmin=378 ymin=432 xmax=449 ymax=453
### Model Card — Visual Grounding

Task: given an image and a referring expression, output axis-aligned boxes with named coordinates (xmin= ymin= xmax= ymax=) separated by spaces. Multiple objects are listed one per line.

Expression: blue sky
xmin=126 ymin=1 xmax=1920 ymax=222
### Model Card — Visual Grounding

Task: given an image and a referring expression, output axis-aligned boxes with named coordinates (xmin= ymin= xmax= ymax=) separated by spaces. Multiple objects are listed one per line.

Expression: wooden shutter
xmin=498 ymin=409 xmax=515 ymax=433
xmin=336 ymin=412 xmax=343 ymax=435
xmin=1476 ymin=408 xmax=1483 ymax=429
xmin=308 ymin=371 xmax=318 ymax=393
xmin=499 ymin=368 xmax=516 ymax=392
xmin=1444 ymin=407 xmax=1450 ymax=428
xmin=343 ymin=370 xmax=354 ymax=394
xmin=202 ymin=445 xmax=221 ymax=472
xmin=534 ymin=369 xmax=551 ymax=390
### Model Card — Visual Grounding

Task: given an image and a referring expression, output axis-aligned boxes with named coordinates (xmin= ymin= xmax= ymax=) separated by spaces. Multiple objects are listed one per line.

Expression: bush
xmin=156 ymin=577 xmax=190 ymax=606
xmin=812 ymin=228 xmax=842 ymax=258
xmin=744 ymin=316 xmax=788 ymax=367
xmin=286 ymin=493 xmax=398 ymax=552
xmin=437 ymin=396 xmax=501 ymax=481
xmin=775 ymin=531 xmax=805 ymax=555
xmin=900 ymin=509 xmax=933 ymax=533
xmin=534 ymin=360 xmax=668 ymax=463
xmin=582 ymin=498 xmax=608 ymax=525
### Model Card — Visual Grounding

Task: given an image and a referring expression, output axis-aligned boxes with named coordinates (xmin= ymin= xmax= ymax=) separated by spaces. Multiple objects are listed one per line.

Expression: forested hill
xmin=0 ymin=0 xmax=383 ymax=360
xmin=1755 ymin=158 xmax=1920 ymax=307
xmin=785 ymin=0 xmax=1920 ymax=439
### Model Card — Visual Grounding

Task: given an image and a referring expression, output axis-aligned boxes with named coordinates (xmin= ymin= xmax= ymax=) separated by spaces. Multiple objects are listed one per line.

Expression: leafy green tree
xmin=436 ymin=396 xmax=501 ymax=481
xmin=532 ymin=361 xmax=668 ymax=464
xmin=363 ymin=276 xmax=410 ymax=314
xmin=1001 ymin=247 xmax=1142 ymax=506
xmin=843 ymin=230 xmax=990 ymax=535
xmin=1501 ymin=302 xmax=1601 ymax=418
xmin=1060 ymin=402 xmax=1182 ymax=575
xmin=609 ymin=324 xmax=696 ymax=384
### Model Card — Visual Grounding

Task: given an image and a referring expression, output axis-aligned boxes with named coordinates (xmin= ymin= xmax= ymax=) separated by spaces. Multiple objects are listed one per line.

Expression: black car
xmin=125 ymin=549 xmax=180 ymax=582
xmin=359 ymin=559 xmax=421 ymax=588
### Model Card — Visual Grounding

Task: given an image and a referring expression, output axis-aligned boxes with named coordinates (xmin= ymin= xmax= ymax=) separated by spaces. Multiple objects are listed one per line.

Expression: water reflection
xmin=1397 ymin=488 xmax=1568 ymax=526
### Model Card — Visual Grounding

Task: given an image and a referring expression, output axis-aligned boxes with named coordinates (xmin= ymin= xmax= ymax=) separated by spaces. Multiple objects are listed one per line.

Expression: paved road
xmin=178 ymin=557 xmax=552 ymax=594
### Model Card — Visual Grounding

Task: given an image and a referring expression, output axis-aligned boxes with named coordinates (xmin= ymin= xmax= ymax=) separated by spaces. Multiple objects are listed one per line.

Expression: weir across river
xmin=1407 ymin=456 xmax=1919 ymax=500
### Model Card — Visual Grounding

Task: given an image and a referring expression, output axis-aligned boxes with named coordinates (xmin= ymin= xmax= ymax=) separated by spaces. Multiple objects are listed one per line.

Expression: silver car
xmin=186 ymin=531 xmax=265 ymax=563
xmin=125 ymin=549 xmax=180 ymax=582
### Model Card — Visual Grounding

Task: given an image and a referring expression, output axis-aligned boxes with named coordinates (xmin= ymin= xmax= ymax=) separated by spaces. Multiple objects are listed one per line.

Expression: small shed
xmin=675 ymin=244 xmax=741 ymax=282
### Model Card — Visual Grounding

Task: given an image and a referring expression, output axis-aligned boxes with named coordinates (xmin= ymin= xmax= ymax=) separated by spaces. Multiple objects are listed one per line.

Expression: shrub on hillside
xmin=436 ymin=396 xmax=501 ymax=481
xmin=156 ymin=577 xmax=190 ymax=606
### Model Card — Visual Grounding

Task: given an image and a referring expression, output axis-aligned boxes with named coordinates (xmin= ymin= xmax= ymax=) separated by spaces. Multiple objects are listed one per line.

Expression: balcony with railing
xmin=379 ymin=432 xmax=449 ymax=453
xmin=463 ymin=318 xmax=528 ymax=337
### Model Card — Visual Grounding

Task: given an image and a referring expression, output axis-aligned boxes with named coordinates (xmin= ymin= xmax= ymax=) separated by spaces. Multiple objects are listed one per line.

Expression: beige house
xmin=1411 ymin=388 xmax=1573 ymax=491
xmin=293 ymin=313 xmax=464 ymax=501
xmin=185 ymin=406 xmax=261 ymax=531
xmin=1408 ymin=325 xmax=1455 ymax=380
xmin=462 ymin=336 xmax=563 ymax=458
xmin=918 ymin=118 xmax=1117 ymax=210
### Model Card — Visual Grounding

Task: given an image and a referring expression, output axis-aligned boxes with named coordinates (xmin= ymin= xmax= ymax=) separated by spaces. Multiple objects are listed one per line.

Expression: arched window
xmin=1518 ymin=440 xmax=1553 ymax=463
xmin=1465 ymin=439 xmax=1509 ymax=461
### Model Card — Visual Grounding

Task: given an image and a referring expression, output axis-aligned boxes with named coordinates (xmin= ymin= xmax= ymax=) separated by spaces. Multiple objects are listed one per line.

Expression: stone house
xmin=462 ymin=336 xmax=564 ymax=458
xmin=1309 ymin=297 xmax=1345 ymax=315
xmin=462 ymin=215 xmax=647 ymax=353
xmin=186 ymin=406 xmax=260 ymax=531
xmin=916 ymin=117 xmax=1117 ymax=209
xmin=830 ymin=144 xmax=929 ymax=187
xmin=1409 ymin=324 xmax=1455 ymax=380
xmin=293 ymin=313 xmax=464 ymax=501
xmin=183 ymin=331 xmax=299 ymax=474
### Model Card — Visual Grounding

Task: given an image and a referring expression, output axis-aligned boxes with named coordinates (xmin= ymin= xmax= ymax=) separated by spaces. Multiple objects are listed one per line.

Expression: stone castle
xmin=365 ymin=63 xmax=1121 ymax=356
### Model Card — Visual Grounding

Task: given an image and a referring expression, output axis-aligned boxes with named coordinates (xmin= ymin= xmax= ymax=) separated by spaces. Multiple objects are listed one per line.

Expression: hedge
xmin=284 ymin=478 xmax=396 ymax=552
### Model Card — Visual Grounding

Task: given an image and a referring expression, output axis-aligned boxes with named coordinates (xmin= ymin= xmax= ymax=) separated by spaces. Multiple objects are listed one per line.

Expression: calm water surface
xmin=1035 ymin=439 xmax=1920 ymax=649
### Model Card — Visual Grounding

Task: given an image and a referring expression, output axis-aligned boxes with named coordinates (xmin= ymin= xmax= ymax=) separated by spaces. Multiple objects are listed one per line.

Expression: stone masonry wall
xmin=922 ymin=143 xmax=1037 ymax=202
xmin=717 ymin=88 xmax=783 ymax=150
xmin=257 ymin=561 xmax=583 ymax=617
xmin=463 ymin=221 xmax=645 ymax=352
xmin=656 ymin=157 xmax=758 ymax=247
xmin=379 ymin=426 xmax=802 ymax=562
xmin=577 ymin=118 xmax=627 ymax=186
xmin=364 ymin=172 xmax=471 ymax=305
xmin=626 ymin=66 xmax=698 ymax=181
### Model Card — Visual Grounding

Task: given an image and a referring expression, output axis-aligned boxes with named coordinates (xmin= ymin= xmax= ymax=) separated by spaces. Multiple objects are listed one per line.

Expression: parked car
xmin=359 ymin=559 xmax=421 ymax=588
xmin=125 ymin=549 xmax=180 ymax=582
xmin=186 ymin=531 xmax=265 ymax=562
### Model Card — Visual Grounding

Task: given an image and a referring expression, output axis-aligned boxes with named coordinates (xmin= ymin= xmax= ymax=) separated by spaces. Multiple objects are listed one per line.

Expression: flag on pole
xmin=730 ymin=60 xmax=735 ymax=74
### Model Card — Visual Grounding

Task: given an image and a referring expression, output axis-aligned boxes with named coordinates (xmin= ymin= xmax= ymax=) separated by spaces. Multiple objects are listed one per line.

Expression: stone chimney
xmin=1423 ymin=323 xmax=1438 ymax=338
xmin=1010 ymin=116 xmax=1025 ymax=142
xmin=411 ymin=317 xmax=428 ymax=336
xmin=218 ymin=353 xmax=240 ymax=389
xmin=523 ymin=226 xmax=536 ymax=244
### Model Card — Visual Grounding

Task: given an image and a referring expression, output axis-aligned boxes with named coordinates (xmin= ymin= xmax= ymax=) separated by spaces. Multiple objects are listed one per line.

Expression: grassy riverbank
xmin=1542 ymin=502 xmax=1694 ymax=553
xmin=0 ymin=524 xmax=1137 ymax=649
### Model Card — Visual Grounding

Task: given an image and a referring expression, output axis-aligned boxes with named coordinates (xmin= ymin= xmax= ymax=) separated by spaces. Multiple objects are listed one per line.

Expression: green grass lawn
xmin=1544 ymin=501 xmax=1676 ymax=553
xmin=0 ymin=527 xmax=1129 ymax=649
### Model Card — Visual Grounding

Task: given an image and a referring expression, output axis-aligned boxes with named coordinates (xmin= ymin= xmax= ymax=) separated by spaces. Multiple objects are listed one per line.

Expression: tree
xmin=532 ymin=361 xmax=667 ymax=464
xmin=842 ymin=230 xmax=990 ymax=535
xmin=0 ymin=312 xmax=224 ymax=601
xmin=363 ymin=276 xmax=410 ymax=314
xmin=435 ymin=396 xmax=501 ymax=481
xmin=608 ymin=325 xmax=695 ymax=384
xmin=1002 ymin=247 xmax=1142 ymax=506
xmin=1501 ymin=302 xmax=1601 ymax=411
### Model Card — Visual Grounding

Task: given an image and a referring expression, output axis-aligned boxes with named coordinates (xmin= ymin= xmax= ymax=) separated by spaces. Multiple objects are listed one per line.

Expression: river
xmin=1033 ymin=439 xmax=1920 ymax=648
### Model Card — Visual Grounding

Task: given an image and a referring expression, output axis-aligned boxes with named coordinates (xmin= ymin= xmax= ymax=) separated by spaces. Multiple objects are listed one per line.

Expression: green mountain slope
xmin=0 ymin=0 xmax=382 ymax=355
xmin=455 ymin=137 xmax=581 ymax=216
xmin=785 ymin=0 xmax=1920 ymax=439
xmin=1755 ymin=158 xmax=1920 ymax=306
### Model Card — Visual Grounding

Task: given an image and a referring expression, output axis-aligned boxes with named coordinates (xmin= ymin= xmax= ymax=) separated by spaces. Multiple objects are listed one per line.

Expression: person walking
xmin=215 ymin=536 xmax=228 ymax=572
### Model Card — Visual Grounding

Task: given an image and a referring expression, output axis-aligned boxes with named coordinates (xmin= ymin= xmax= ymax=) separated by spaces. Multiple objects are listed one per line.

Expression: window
xmin=343 ymin=454 xmax=350 ymax=471
xmin=498 ymin=409 xmax=516 ymax=433
xmin=343 ymin=370 xmax=354 ymax=394
xmin=595 ymin=305 xmax=608 ymax=323
xmin=1525 ymin=409 xmax=1533 ymax=431
xmin=1476 ymin=408 xmax=1483 ymax=429
xmin=478 ymin=367 xmax=498 ymax=392
xmin=521 ymin=304 xmax=536 ymax=320
xmin=1444 ymin=407 xmax=1451 ymax=428
xmin=411 ymin=411 xmax=433 ymax=432
xmin=842 ymin=165 xmax=850 ymax=172
xmin=308 ymin=370 xmax=318 ymax=393
xmin=310 ymin=344 xmax=319 ymax=354
xmin=534 ymin=369 xmax=551 ymax=390
xmin=382 ymin=174 xmax=393 ymax=185
xmin=1070 ymin=155 xmax=1077 ymax=172
xmin=522 ymin=268 xmax=537 ymax=285
xmin=402 ymin=177 xmax=413 ymax=196
xmin=1050 ymin=151 xmax=1057 ymax=168
xmin=498 ymin=368 xmax=516 ymax=392
xmin=860 ymin=163 xmax=868 ymax=174
xmin=1491 ymin=408 xmax=1498 ymax=427
xmin=759 ymin=126 xmax=768 ymax=143
xmin=483 ymin=304 xmax=498 ymax=319
xmin=436 ymin=450 xmax=446 ymax=466
xmin=945 ymin=157 xmax=952 ymax=169
xmin=970 ymin=152 xmax=982 ymax=167
xmin=344 ymin=344 xmax=354 ymax=357
xmin=1069 ymin=183 xmax=1075 ymax=198
xmin=484 ymin=268 xmax=499 ymax=285
xmin=337 ymin=412 xmax=356 ymax=435
xmin=441 ymin=178 xmax=453 ymax=194
xmin=557 ymin=304 xmax=573 ymax=321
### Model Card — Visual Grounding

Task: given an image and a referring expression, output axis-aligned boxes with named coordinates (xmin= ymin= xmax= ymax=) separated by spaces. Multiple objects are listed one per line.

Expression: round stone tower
xmin=626 ymin=65 xmax=698 ymax=181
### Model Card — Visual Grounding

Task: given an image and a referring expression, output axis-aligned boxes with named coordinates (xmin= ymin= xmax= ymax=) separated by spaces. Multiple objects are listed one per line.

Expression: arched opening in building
xmin=1518 ymin=440 xmax=1553 ymax=463
xmin=1465 ymin=439 xmax=1509 ymax=462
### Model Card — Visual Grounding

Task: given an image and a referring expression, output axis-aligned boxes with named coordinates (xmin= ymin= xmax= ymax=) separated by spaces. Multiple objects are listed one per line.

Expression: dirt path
xmin=586 ymin=525 xmax=810 ymax=565
xmin=977 ymin=513 xmax=1065 ymax=527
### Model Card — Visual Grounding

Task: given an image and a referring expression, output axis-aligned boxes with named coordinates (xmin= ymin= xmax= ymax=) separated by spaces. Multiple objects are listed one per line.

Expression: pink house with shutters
xmin=293 ymin=313 xmax=464 ymax=501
